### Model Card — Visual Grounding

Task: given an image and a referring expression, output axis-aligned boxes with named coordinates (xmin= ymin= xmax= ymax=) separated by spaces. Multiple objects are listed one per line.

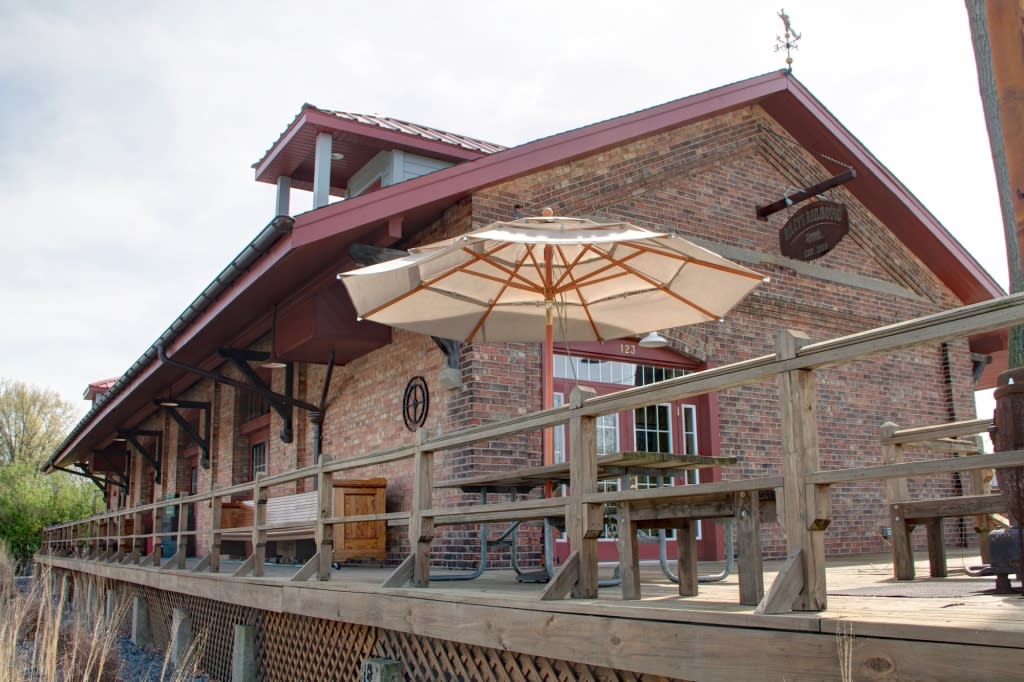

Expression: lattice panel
xmin=127 ymin=585 xmax=262 ymax=682
xmin=263 ymin=612 xmax=377 ymax=681
xmin=84 ymin=578 xmax=690 ymax=682
xmin=377 ymin=629 xmax=688 ymax=682
xmin=261 ymin=610 xmax=687 ymax=682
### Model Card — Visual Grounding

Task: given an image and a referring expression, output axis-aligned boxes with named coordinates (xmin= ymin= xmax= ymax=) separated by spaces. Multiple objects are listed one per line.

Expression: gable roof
xmin=253 ymin=104 xmax=505 ymax=195
xmin=46 ymin=70 xmax=1006 ymax=471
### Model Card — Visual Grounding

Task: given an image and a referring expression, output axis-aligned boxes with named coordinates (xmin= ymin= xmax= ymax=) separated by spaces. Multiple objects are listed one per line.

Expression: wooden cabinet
xmin=332 ymin=478 xmax=387 ymax=561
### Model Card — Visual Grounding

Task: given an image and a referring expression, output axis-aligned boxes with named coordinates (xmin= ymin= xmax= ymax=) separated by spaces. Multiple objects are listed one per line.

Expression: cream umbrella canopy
xmin=338 ymin=213 xmax=767 ymax=463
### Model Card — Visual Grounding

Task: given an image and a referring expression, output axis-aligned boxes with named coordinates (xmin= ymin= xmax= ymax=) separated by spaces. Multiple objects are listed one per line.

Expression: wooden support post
xmin=618 ymin=503 xmax=641 ymax=600
xmin=890 ymin=502 xmax=915 ymax=580
xmin=676 ymin=519 xmax=698 ymax=597
xmin=735 ymin=490 xmax=764 ymax=606
xmin=252 ymin=475 xmax=268 ymax=578
xmin=210 ymin=496 xmax=222 ymax=573
xmin=968 ymin=434 xmax=994 ymax=562
xmin=567 ymin=385 xmax=600 ymax=599
xmin=774 ymin=330 xmax=827 ymax=611
xmin=410 ymin=429 xmax=434 ymax=588
xmin=882 ymin=422 xmax=915 ymax=579
xmin=112 ymin=515 xmax=126 ymax=562
xmin=925 ymin=518 xmax=948 ymax=577
xmin=317 ymin=466 xmax=334 ymax=581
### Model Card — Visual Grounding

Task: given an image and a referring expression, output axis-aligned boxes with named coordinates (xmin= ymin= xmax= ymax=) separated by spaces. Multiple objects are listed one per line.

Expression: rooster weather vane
xmin=775 ymin=9 xmax=801 ymax=73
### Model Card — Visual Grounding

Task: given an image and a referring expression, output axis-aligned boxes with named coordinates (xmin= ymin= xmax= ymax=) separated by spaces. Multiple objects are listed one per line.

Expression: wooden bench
xmin=890 ymin=493 xmax=1007 ymax=579
xmin=219 ymin=479 xmax=388 ymax=562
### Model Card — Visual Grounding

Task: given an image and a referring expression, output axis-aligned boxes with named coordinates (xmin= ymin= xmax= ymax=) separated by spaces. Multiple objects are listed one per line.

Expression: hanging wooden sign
xmin=779 ymin=201 xmax=849 ymax=261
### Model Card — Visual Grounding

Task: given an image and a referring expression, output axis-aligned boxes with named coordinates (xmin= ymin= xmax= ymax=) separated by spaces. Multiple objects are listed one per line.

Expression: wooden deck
xmin=37 ymin=547 xmax=1024 ymax=680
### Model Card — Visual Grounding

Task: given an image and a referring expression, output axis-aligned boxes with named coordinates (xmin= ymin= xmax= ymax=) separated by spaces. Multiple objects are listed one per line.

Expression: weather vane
xmin=775 ymin=8 xmax=801 ymax=73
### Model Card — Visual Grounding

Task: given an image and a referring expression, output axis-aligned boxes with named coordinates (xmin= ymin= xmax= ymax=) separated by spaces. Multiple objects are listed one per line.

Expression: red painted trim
xmin=254 ymin=108 xmax=489 ymax=184
xmin=291 ymin=73 xmax=790 ymax=248
xmin=253 ymin=111 xmax=311 ymax=180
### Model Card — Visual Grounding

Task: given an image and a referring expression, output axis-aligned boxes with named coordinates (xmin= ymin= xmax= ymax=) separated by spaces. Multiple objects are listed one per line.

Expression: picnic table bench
xmin=891 ymin=492 xmax=1008 ymax=579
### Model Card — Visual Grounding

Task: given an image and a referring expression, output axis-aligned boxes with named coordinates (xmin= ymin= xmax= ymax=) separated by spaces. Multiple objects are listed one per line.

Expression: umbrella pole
xmin=543 ymin=311 xmax=555 ymax=497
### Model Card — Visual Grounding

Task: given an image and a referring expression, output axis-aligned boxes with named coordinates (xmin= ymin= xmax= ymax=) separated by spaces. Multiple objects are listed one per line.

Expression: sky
xmin=0 ymin=1 xmax=1010 ymax=422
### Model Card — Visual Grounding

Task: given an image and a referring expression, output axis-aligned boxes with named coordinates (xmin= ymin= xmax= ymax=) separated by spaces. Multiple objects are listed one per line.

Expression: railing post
xmin=410 ymin=429 xmax=434 ymax=587
xmin=317 ymin=463 xmax=335 ymax=580
xmin=568 ymin=385 xmax=600 ymax=599
xmin=252 ymin=474 xmax=268 ymax=577
xmin=210 ymin=494 xmax=222 ymax=573
xmin=776 ymin=330 xmax=827 ymax=611
xmin=130 ymin=511 xmax=145 ymax=563
xmin=882 ymin=421 xmax=915 ymax=580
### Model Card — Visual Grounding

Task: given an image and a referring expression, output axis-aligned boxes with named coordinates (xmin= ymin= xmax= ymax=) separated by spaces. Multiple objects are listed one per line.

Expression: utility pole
xmin=966 ymin=0 xmax=1024 ymax=367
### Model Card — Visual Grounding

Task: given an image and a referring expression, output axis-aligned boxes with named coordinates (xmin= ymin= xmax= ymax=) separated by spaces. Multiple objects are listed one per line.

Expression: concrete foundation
xmin=231 ymin=624 xmax=257 ymax=682
xmin=131 ymin=595 xmax=151 ymax=647
xmin=170 ymin=607 xmax=193 ymax=668
xmin=360 ymin=657 xmax=403 ymax=682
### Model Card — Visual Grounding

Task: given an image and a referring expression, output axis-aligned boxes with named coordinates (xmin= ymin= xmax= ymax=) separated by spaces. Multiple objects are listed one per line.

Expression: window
xmin=251 ymin=442 xmax=267 ymax=477
xmin=554 ymin=354 xmax=702 ymax=541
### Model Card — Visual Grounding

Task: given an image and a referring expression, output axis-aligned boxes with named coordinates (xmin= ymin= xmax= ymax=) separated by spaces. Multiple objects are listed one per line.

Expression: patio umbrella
xmin=338 ymin=213 xmax=767 ymax=463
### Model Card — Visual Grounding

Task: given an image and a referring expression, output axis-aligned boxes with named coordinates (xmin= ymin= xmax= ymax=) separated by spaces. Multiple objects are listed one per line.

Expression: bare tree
xmin=0 ymin=379 xmax=77 ymax=466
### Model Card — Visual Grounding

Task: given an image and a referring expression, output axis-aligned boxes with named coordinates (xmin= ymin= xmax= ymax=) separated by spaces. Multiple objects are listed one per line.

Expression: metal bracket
xmin=157 ymin=345 xmax=336 ymax=450
xmin=90 ymin=449 xmax=129 ymax=491
xmin=156 ymin=400 xmax=212 ymax=468
xmin=120 ymin=429 xmax=163 ymax=483
xmin=219 ymin=348 xmax=295 ymax=443
xmin=432 ymin=337 xmax=462 ymax=370
xmin=756 ymin=168 xmax=856 ymax=220
xmin=53 ymin=463 xmax=107 ymax=493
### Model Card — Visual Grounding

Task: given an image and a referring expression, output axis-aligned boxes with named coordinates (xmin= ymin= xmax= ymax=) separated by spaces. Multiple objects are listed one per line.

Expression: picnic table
xmin=434 ymin=451 xmax=745 ymax=587
xmin=435 ymin=451 xmax=738 ymax=494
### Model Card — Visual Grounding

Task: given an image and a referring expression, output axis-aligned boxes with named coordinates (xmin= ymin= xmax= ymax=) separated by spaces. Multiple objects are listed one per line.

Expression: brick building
xmin=47 ymin=70 xmax=1005 ymax=567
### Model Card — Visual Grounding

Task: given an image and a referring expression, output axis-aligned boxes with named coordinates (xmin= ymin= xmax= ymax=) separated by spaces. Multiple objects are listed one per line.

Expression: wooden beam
xmin=540 ymin=551 xmax=579 ymax=601
xmin=382 ymin=553 xmax=415 ymax=588
xmin=809 ymin=448 xmax=1024 ymax=485
xmin=756 ymin=550 xmax=805 ymax=615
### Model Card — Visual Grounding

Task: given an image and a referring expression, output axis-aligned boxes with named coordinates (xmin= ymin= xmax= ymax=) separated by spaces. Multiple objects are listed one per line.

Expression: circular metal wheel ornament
xmin=402 ymin=376 xmax=429 ymax=431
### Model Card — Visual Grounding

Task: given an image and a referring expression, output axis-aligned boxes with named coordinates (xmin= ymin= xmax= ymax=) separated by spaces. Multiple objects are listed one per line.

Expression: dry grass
xmin=0 ymin=541 xmax=206 ymax=681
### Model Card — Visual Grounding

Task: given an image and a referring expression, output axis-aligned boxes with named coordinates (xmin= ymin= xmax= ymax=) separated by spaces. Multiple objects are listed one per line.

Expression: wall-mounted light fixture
xmin=638 ymin=331 xmax=670 ymax=349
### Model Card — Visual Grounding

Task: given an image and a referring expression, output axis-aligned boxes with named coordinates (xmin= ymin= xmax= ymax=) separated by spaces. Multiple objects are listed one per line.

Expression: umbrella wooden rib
xmin=465 ymin=247 xmax=535 ymax=342
xmin=552 ymin=247 xmax=603 ymax=341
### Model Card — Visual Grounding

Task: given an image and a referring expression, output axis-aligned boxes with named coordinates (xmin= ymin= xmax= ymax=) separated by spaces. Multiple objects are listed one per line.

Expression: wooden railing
xmin=41 ymin=292 xmax=1024 ymax=613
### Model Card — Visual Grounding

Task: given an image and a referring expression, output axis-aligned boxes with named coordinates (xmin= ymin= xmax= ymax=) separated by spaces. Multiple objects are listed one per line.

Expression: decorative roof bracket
xmin=53 ymin=463 xmax=108 ymax=493
xmin=219 ymin=348 xmax=295 ymax=443
xmin=120 ymin=429 xmax=162 ymax=483
xmin=432 ymin=337 xmax=462 ymax=370
xmin=156 ymin=345 xmax=335 ymax=446
xmin=90 ymin=449 xmax=129 ymax=490
xmin=156 ymin=400 xmax=212 ymax=468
